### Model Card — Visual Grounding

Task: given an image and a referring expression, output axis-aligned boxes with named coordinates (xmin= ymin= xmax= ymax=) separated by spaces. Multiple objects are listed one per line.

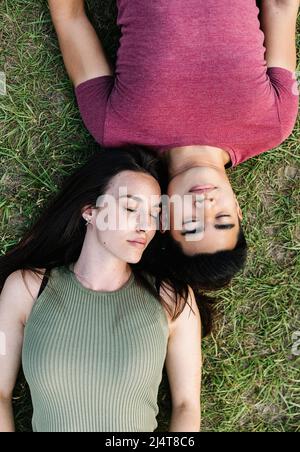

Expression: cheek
xmin=118 ymin=209 xmax=137 ymax=230
xmin=167 ymin=178 xmax=177 ymax=197
xmin=219 ymin=191 xmax=237 ymax=209
xmin=101 ymin=234 xmax=129 ymax=255
xmin=96 ymin=226 xmax=123 ymax=245
xmin=148 ymin=229 xmax=157 ymax=242
xmin=97 ymin=230 xmax=112 ymax=248
xmin=170 ymin=201 xmax=186 ymax=231
xmin=169 ymin=204 xmax=177 ymax=231
xmin=168 ymin=176 xmax=187 ymax=199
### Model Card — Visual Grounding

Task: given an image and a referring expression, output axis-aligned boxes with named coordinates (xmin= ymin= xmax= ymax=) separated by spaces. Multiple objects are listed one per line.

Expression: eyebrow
xmin=120 ymin=195 xmax=161 ymax=208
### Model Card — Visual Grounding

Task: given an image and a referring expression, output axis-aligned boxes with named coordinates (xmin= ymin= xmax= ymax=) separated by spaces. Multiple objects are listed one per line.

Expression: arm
xmin=258 ymin=0 xmax=299 ymax=72
xmin=48 ymin=0 xmax=114 ymax=87
xmin=0 ymin=270 xmax=41 ymax=432
xmin=163 ymin=286 xmax=202 ymax=432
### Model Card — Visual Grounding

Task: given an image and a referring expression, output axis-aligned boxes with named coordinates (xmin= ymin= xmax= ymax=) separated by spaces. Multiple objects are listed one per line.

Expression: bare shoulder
xmin=159 ymin=282 xmax=199 ymax=337
xmin=1 ymin=268 xmax=47 ymax=325
xmin=159 ymin=283 xmax=175 ymax=336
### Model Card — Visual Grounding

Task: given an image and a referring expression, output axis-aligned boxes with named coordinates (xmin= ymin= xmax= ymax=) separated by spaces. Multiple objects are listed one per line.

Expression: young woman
xmin=0 ymin=147 xmax=202 ymax=432
xmin=47 ymin=0 xmax=298 ymax=285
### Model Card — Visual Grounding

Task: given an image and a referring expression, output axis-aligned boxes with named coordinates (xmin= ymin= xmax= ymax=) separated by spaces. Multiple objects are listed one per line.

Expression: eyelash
xmin=186 ymin=215 xmax=230 ymax=233
xmin=126 ymin=208 xmax=159 ymax=220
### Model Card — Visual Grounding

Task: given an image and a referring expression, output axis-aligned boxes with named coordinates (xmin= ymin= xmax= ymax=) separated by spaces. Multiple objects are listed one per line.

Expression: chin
xmin=128 ymin=254 xmax=143 ymax=264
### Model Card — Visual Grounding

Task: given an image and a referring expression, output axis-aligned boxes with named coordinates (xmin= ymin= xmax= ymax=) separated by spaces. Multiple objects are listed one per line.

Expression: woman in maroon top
xmin=48 ymin=0 xmax=299 ymax=289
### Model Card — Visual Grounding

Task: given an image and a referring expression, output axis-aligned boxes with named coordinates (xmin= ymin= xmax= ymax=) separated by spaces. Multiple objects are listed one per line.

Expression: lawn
xmin=0 ymin=0 xmax=299 ymax=432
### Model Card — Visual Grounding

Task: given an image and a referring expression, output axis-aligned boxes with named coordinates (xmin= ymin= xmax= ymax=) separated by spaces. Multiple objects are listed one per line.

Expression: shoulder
xmin=1 ymin=268 xmax=47 ymax=326
xmin=159 ymin=282 xmax=200 ymax=337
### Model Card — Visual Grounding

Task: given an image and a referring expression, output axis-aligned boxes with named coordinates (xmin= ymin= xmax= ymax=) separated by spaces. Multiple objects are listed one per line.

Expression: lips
xmin=128 ymin=240 xmax=147 ymax=247
xmin=189 ymin=185 xmax=216 ymax=194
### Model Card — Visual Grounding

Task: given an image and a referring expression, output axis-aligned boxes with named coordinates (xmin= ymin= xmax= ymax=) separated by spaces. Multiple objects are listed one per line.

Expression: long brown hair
xmin=1 ymin=146 xmax=214 ymax=333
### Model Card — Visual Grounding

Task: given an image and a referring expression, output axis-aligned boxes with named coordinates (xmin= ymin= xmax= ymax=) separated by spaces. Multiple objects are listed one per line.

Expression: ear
xmin=81 ymin=205 xmax=94 ymax=222
xmin=234 ymin=195 xmax=243 ymax=221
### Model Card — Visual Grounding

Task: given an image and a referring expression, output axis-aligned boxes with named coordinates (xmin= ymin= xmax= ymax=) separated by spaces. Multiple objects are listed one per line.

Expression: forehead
xmin=107 ymin=171 xmax=161 ymax=198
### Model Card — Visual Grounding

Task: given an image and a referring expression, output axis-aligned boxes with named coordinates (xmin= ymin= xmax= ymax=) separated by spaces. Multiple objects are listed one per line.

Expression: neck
xmin=166 ymin=145 xmax=230 ymax=179
xmin=72 ymin=232 xmax=132 ymax=291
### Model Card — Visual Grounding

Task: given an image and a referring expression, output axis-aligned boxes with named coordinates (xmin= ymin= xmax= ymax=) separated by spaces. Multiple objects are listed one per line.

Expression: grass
xmin=0 ymin=0 xmax=299 ymax=432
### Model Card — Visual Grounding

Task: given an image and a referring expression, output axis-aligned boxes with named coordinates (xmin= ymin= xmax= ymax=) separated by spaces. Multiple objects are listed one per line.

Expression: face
xmin=83 ymin=171 xmax=162 ymax=264
xmin=167 ymin=166 xmax=243 ymax=255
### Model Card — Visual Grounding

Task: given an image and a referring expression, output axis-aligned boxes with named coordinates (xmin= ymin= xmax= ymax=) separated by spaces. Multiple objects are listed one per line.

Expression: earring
xmin=85 ymin=217 xmax=91 ymax=226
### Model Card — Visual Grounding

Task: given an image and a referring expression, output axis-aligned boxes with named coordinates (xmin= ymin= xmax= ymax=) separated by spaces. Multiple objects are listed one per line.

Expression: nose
xmin=205 ymin=196 xmax=216 ymax=205
xmin=136 ymin=212 xmax=151 ymax=232
xmin=192 ymin=196 xmax=216 ymax=223
xmin=194 ymin=194 xmax=216 ymax=207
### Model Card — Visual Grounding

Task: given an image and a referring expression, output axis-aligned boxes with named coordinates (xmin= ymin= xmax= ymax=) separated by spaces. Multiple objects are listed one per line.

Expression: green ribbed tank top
xmin=22 ymin=264 xmax=169 ymax=432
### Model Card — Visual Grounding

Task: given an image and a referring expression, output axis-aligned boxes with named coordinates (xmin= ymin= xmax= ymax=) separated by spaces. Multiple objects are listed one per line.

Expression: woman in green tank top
xmin=0 ymin=146 xmax=202 ymax=432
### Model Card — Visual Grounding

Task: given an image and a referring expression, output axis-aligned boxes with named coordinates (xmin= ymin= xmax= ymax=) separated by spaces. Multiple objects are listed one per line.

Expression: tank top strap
xmin=37 ymin=268 xmax=52 ymax=298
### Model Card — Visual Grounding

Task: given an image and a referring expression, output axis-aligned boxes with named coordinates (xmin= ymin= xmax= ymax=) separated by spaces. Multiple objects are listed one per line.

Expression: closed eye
xmin=215 ymin=214 xmax=235 ymax=230
xmin=214 ymin=224 xmax=235 ymax=230
xmin=127 ymin=207 xmax=160 ymax=220
xmin=181 ymin=215 xmax=234 ymax=235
